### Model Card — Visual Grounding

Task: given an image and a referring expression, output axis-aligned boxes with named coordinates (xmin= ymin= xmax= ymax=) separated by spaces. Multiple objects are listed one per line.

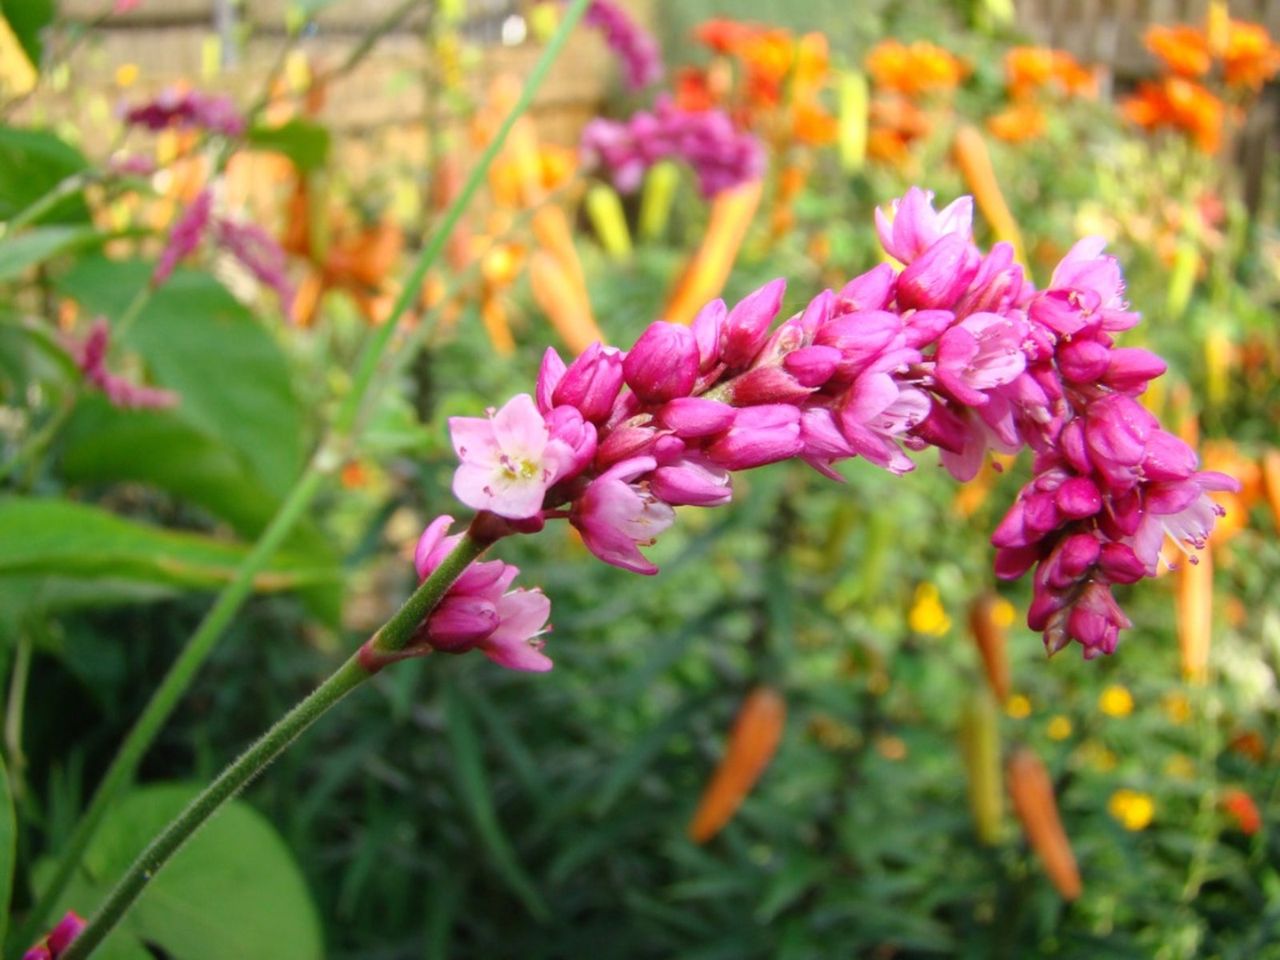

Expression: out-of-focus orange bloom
xmin=1223 ymin=20 xmax=1280 ymax=90
xmin=1005 ymin=46 xmax=1098 ymax=100
xmin=867 ymin=94 xmax=931 ymax=167
xmin=791 ymin=100 xmax=837 ymax=145
xmin=1201 ymin=439 xmax=1261 ymax=545
xmin=1122 ymin=77 xmax=1226 ymax=153
xmin=988 ymin=102 xmax=1048 ymax=143
xmin=675 ymin=66 xmax=717 ymax=112
xmin=1221 ymin=787 xmax=1262 ymax=835
xmin=1147 ymin=24 xmax=1213 ymax=77
xmin=866 ymin=39 xmax=967 ymax=97
xmin=694 ymin=18 xmax=755 ymax=55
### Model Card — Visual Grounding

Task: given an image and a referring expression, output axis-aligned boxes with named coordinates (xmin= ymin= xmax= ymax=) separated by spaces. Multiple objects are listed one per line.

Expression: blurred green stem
xmin=59 ymin=532 xmax=486 ymax=960
xmin=14 ymin=0 xmax=590 ymax=949
xmin=3 ymin=633 xmax=33 ymax=805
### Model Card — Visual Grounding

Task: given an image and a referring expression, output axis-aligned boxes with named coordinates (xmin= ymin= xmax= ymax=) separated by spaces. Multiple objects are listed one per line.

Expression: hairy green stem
xmin=58 ymin=532 xmax=484 ymax=960
xmin=16 ymin=1 xmax=590 ymax=947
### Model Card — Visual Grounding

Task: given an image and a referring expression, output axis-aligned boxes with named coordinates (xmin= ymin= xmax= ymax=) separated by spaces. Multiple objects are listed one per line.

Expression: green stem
xmin=3 ymin=632 xmax=33 ymax=805
xmin=16 ymin=2 xmax=589 ymax=946
xmin=335 ymin=0 xmax=592 ymax=437
xmin=59 ymin=533 xmax=484 ymax=960
xmin=0 ymin=172 xmax=94 ymax=238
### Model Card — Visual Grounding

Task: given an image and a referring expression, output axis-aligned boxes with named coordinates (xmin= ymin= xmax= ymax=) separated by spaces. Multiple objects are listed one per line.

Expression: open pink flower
xmin=571 ymin=456 xmax=675 ymax=574
xmin=449 ymin=394 xmax=569 ymax=519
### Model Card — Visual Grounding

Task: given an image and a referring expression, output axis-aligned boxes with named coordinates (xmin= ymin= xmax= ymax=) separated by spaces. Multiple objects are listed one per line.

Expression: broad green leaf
xmin=0 ymin=126 xmax=90 ymax=224
xmin=0 ymin=754 xmax=14 ymax=946
xmin=443 ymin=685 xmax=549 ymax=921
xmin=60 ymin=397 xmax=283 ymax=537
xmin=56 ymin=258 xmax=309 ymax=494
xmin=0 ymin=0 xmax=54 ymax=75
xmin=37 ymin=783 xmax=324 ymax=960
xmin=247 ymin=119 xmax=330 ymax=174
xmin=0 ymin=225 xmax=100 ymax=281
xmin=0 ymin=497 xmax=336 ymax=593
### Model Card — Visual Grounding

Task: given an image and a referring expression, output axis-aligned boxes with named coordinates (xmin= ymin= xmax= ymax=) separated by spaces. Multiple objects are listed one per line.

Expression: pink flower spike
xmin=153 ymin=188 xmax=212 ymax=286
xmin=722 ymin=279 xmax=786 ymax=369
xmin=450 ymin=394 xmax=567 ymax=519
xmin=875 ymin=188 xmax=973 ymax=264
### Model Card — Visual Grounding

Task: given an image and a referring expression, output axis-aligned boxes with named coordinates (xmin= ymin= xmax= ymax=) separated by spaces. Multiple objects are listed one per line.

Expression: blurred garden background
xmin=2 ymin=0 xmax=1280 ymax=957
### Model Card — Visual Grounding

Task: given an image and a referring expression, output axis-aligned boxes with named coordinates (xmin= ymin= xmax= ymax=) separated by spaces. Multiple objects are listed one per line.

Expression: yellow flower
xmin=1047 ymin=715 xmax=1073 ymax=741
xmin=1099 ymin=684 xmax=1134 ymax=717
xmin=991 ymin=597 xmax=1016 ymax=628
xmin=908 ymin=583 xmax=951 ymax=636
xmin=1108 ymin=789 xmax=1155 ymax=830
xmin=1077 ymin=740 xmax=1117 ymax=772
xmin=1162 ymin=691 xmax=1191 ymax=725
xmin=1164 ymin=754 xmax=1196 ymax=780
xmin=114 ymin=63 xmax=139 ymax=88
xmin=1006 ymin=694 xmax=1032 ymax=719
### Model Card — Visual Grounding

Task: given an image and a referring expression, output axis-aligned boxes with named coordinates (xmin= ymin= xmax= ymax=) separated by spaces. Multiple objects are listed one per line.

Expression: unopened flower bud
xmin=624 ymin=321 xmax=699 ymax=402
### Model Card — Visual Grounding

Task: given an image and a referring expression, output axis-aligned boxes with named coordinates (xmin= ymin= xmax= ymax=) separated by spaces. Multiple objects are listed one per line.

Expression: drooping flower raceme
xmin=583 ymin=0 xmax=663 ymax=90
xmin=581 ymin=98 xmax=766 ymax=197
xmin=428 ymin=186 xmax=1236 ymax=671
xmin=24 ymin=911 xmax=84 ymax=960
xmin=66 ymin=318 xmax=179 ymax=411
xmin=123 ymin=89 xmax=246 ymax=137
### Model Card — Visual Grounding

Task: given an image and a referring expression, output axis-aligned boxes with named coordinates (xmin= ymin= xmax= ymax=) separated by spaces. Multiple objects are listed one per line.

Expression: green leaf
xmin=0 ymin=225 xmax=100 ymax=281
xmin=0 ymin=126 xmax=90 ymax=224
xmin=56 ymin=258 xmax=309 ymax=495
xmin=0 ymin=754 xmax=14 ymax=946
xmin=443 ymin=685 xmax=549 ymax=921
xmin=37 ymin=783 xmax=324 ymax=960
xmin=247 ymin=119 xmax=330 ymax=174
xmin=0 ymin=0 xmax=55 ymax=74
xmin=60 ymin=397 xmax=284 ymax=537
xmin=0 ymin=497 xmax=337 ymax=593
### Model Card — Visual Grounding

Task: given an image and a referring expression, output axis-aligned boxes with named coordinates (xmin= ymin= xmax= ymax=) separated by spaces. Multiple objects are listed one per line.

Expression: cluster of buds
xmin=582 ymin=0 xmax=663 ymax=91
xmin=423 ymin=187 xmax=1234 ymax=670
xmin=122 ymin=89 xmax=245 ymax=138
xmin=581 ymin=97 xmax=766 ymax=197
xmin=153 ymin=188 xmax=294 ymax=313
xmin=24 ymin=912 xmax=83 ymax=960
xmin=67 ymin=318 xmax=179 ymax=411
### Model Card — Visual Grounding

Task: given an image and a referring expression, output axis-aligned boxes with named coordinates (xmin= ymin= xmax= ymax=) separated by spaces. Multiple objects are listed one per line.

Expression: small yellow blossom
xmin=1162 ymin=691 xmax=1191 ymax=725
xmin=1164 ymin=754 xmax=1196 ymax=780
xmin=1006 ymin=694 xmax=1032 ymax=719
xmin=115 ymin=63 xmax=139 ymax=88
xmin=1047 ymin=715 xmax=1073 ymax=740
xmin=1077 ymin=740 xmax=1117 ymax=772
xmin=991 ymin=597 xmax=1016 ymax=628
xmin=1099 ymin=684 xmax=1134 ymax=718
xmin=1108 ymin=789 xmax=1155 ymax=830
xmin=908 ymin=583 xmax=951 ymax=636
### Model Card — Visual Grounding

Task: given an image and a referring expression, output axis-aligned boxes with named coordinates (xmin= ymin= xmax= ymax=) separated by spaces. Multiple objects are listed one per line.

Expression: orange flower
xmin=791 ymin=100 xmax=837 ymax=145
xmin=1146 ymin=24 xmax=1213 ymax=77
xmin=1223 ymin=20 xmax=1280 ymax=90
xmin=1221 ymin=787 xmax=1262 ymax=835
xmin=988 ymin=102 xmax=1048 ymax=143
xmin=1006 ymin=47 xmax=1097 ymax=101
xmin=675 ymin=66 xmax=717 ymax=112
xmin=694 ymin=18 xmax=756 ymax=56
xmin=1123 ymin=77 xmax=1226 ymax=153
xmin=866 ymin=39 xmax=966 ymax=97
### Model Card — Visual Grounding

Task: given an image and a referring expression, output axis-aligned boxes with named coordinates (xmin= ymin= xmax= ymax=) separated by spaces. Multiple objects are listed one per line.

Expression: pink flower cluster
xmin=153 ymin=189 xmax=294 ymax=313
xmin=24 ymin=911 xmax=83 ymax=960
xmin=434 ymin=187 xmax=1235 ymax=669
xmin=581 ymin=98 xmax=765 ymax=197
xmin=67 ymin=318 xmax=178 ymax=411
xmin=123 ymin=89 xmax=245 ymax=138
xmin=583 ymin=0 xmax=663 ymax=91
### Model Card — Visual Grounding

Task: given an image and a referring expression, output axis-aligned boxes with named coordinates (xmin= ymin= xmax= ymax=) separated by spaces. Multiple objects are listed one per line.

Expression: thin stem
xmin=59 ymin=532 xmax=485 ymax=960
xmin=335 ymin=0 xmax=593 ymax=438
xmin=16 ymin=3 xmax=590 ymax=944
xmin=3 ymin=633 xmax=33 ymax=805
xmin=0 ymin=172 xmax=95 ymax=238
xmin=0 ymin=397 xmax=75 ymax=487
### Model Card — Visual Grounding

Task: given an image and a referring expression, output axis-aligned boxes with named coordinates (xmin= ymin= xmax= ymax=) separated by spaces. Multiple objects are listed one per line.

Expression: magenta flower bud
xmin=900 ymin=309 xmax=955 ymax=349
xmin=1141 ymin=430 xmax=1198 ymax=482
xmin=837 ymin=263 xmax=895 ymax=312
xmin=425 ymin=596 xmax=501 ymax=651
xmin=657 ymin=397 xmax=736 ymax=437
xmin=1103 ymin=347 xmax=1166 ymax=394
xmin=537 ymin=347 xmax=567 ymax=413
xmin=690 ymin=298 xmax=727 ymax=370
xmin=1085 ymin=394 xmax=1156 ymax=477
xmin=1028 ymin=288 xmax=1094 ymax=336
xmin=722 ymin=279 xmax=786 ymax=368
xmin=911 ymin=399 xmax=968 ymax=454
xmin=1099 ymin=542 xmax=1146 ymax=583
xmin=1046 ymin=532 xmax=1101 ymax=588
xmin=651 ymin=456 xmax=733 ymax=506
xmin=571 ymin=456 xmax=675 ymax=574
xmin=783 ymin=345 xmax=841 ymax=387
xmin=727 ymin=365 xmax=813 ymax=405
xmin=994 ymin=543 xmax=1040 ymax=580
xmin=545 ymin=405 xmax=598 ymax=481
xmin=1027 ymin=587 xmax=1071 ymax=631
xmin=623 ymin=321 xmax=699 ymax=402
xmin=896 ymin=233 xmax=980 ymax=311
xmin=154 ymin=188 xmax=212 ymax=286
xmin=596 ymin=423 xmax=659 ymax=468
xmin=1055 ymin=476 xmax=1102 ymax=518
xmin=1066 ymin=582 xmax=1130 ymax=657
xmin=814 ymin=310 xmax=903 ymax=379
xmin=705 ymin=403 xmax=803 ymax=470
xmin=955 ymin=242 xmax=1025 ymax=317
xmin=552 ymin=343 xmax=625 ymax=422
xmin=1056 ymin=336 xmax=1111 ymax=383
